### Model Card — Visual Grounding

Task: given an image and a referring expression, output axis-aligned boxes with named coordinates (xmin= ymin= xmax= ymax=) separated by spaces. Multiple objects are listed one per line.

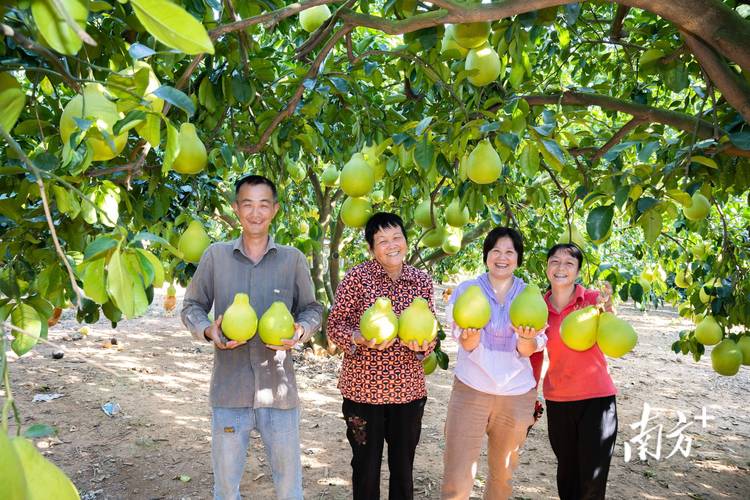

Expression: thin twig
xmin=0 ymin=23 xmax=81 ymax=91
xmin=590 ymin=117 xmax=642 ymax=164
xmin=241 ymin=26 xmax=351 ymax=153
xmin=50 ymin=0 xmax=97 ymax=46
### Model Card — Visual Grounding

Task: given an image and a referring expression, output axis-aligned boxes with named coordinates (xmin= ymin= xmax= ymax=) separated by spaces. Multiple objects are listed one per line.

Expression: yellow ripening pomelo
xmin=452 ymin=285 xmax=491 ymax=329
xmin=683 ymin=192 xmax=710 ymax=221
xmin=453 ymin=22 xmax=491 ymax=49
xmin=440 ymin=25 xmax=469 ymax=58
xmin=441 ymin=226 xmax=463 ymax=255
xmin=60 ymin=84 xmax=127 ymax=161
xmin=222 ymin=293 xmax=258 ymax=342
xmin=360 ymin=297 xmax=399 ymax=343
xmin=172 ymin=123 xmax=207 ymax=174
xmin=466 ymin=44 xmax=501 ymax=87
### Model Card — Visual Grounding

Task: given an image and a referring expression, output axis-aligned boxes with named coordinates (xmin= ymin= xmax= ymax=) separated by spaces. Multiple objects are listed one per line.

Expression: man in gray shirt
xmin=181 ymin=174 xmax=323 ymax=500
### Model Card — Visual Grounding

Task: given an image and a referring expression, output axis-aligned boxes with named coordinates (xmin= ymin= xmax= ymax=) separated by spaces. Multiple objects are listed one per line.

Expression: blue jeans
xmin=211 ymin=406 xmax=303 ymax=500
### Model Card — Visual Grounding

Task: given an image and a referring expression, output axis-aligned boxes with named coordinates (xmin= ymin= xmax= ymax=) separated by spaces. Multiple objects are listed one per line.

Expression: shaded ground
xmin=4 ymin=285 xmax=749 ymax=499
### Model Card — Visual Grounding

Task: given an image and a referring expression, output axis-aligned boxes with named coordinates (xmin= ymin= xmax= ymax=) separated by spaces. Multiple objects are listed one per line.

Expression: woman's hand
xmin=403 ymin=339 xmax=431 ymax=352
xmin=459 ymin=328 xmax=481 ymax=352
xmin=596 ymin=281 xmax=615 ymax=312
xmin=352 ymin=330 xmax=397 ymax=351
xmin=513 ymin=325 xmax=543 ymax=357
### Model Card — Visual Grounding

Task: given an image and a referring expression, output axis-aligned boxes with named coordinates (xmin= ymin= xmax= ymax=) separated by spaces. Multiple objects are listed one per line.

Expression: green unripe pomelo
xmin=340 ymin=197 xmax=373 ymax=228
xmin=398 ymin=297 xmax=438 ymax=344
xmin=509 ymin=284 xmax=548 ymax=330
xmin=596 ymin=312 xmax=638 ymax=358
xmin=360 ymin=297 xmax=399 ymax=343
xmin=694 ymin=315 xmax=722 ymax=346
xmin=340 ymin=153 xmax=374 ymax=197
xmin=258 ymin=301 xmax=295 ymax=346
xmin=467 ymin=140 xmax=502 ymax=184
xmin=560 ymin=305 xmax=599 ymax=351
xmin=178 ymin=220 xmax=210 ymax=263
xmin=452 ymin=285 xmax=491 ymax=329
xmin=711 ymin=339 xmax=742 ymax=376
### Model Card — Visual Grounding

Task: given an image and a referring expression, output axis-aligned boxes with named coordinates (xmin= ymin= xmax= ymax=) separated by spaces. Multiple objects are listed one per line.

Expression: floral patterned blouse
xmin=327 ymin=259 xmax=436 ymax=404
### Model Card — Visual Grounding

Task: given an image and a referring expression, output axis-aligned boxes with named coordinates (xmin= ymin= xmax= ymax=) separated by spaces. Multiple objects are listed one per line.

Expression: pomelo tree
xmin=1 ymin=3 xmax=750 ymax=481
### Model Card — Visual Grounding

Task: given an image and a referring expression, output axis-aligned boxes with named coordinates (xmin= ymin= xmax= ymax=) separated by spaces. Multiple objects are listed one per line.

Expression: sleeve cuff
xmin=192 ymin=319 xmax=213 ymax=343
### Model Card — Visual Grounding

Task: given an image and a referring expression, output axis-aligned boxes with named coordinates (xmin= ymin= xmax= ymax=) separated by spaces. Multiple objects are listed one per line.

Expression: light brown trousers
xmin=441 ymin=378 xmax=537 ymax=500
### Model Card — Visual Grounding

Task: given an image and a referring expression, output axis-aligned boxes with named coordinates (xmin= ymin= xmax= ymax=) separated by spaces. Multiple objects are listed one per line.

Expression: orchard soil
xmin=5 ymin=285 xmax=749 ymax=499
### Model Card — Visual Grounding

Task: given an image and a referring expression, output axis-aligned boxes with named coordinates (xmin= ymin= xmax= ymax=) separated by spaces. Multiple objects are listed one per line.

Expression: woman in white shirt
xmin=441 ymin=226 xmax=546 ymax=500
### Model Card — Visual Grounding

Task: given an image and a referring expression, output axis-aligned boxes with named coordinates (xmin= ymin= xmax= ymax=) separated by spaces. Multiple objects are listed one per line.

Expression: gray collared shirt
xmin=181 ymin=236 xmax=323 ymax=409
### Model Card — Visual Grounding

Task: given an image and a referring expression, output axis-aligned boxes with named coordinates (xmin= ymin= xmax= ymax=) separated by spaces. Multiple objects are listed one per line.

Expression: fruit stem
xmin=1 ymin=330 xmax=22 ymax=435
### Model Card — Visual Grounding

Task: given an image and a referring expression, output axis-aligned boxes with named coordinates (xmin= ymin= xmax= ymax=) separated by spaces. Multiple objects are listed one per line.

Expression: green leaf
xmin=84 ymin=237 xmax=118 ymax=260
xmin=131 ymin=231 xmax=182 ymax=258
xmin=23 ymin=424 xmax=57 ymax=438
xmin=666 ymin=189 xmax=693 ymax=207
xmin=586 ymin=205 xmax=614 ymax=242
xmin=414 ymin=116 xmax=433 ymax=136
xmin=30 ymin=0 xmax=90 ymax=55
xmin=130 ymin=0 xmax=214 ymax=55
xmin=106 ymin=248 xmax=148 ymax=319
xmin=539 ymin=139 xmax=565 ymax=171
xmin=690 ymin=155 xmax=718 ymax=169
xmin=128 ymin=42 xmax=156 ymax=60
xmin=136 ymin=249 xmax=164 ymax=288
xmin=413 ymin=138 xmax=434 ymax=171
xmin=152 ymin=86 xmax=195 ymax=117
xmin=640 ymin=209 xmax=662 ymax=246
xmin=519 ymin=142 xmax=540 ymax=177
xmin=0 ymin=88 xmax=25 ymax=134
xmin=728 ymin=132 xmax=750 ymax=150
xmin=83 ymin=257 xmax=109 ymax=304
xmin=10 ymin=303 xmax=46 ymax=356
xmin=113 ymin=110 xmax=146 ymax=135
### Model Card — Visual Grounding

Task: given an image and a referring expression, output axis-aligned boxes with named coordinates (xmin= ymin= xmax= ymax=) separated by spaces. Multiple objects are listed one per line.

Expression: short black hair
xmin=546 ymin=243 xmax=584 ymax=270
xmin=483 ymin=226 xmax=524 ymax=266
xmin=234 ymin=174 xmax=277 ymax=202
xmin=365 ymin=212 xmax=407 ymax=249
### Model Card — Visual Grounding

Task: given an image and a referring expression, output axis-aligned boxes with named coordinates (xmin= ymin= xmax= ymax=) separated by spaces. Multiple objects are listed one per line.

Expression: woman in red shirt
xmin=535 ymin=243 xmax=617 ymax=500
xmin=327 ymin=212 xmax=436 ymax=500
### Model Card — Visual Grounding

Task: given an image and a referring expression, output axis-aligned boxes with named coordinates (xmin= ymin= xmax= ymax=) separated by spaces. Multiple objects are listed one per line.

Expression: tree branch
xmin=610 ymin=5 xmax=629 ymax=40
xmin=240 ymin=27 xmax=351 ymax=153
xmin=210 ymin=0 xmax=340 ymax=39
xmin=681 ymin=30 xmax=750 ymax=125
xmin=590 ymin=117 xmax=642 ymax=164
xmin=519 ymin=91 xmax=717 ymax=139
xmin=1 ymin=23 xmax=80 ymax=92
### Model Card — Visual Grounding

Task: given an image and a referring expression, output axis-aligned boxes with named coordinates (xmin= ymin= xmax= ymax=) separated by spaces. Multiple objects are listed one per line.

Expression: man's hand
xmin=352 ymin=330 xmax=396 ymax=351
xmin=205 ymin=315 xmax=246 ymax=350
xmin=403 ymin=339 xmax=431 ymax=352
xmin=459 ymin=328 xmax=481 ymax=352
xmin=266 ymin=323 xmax=306 ymax=351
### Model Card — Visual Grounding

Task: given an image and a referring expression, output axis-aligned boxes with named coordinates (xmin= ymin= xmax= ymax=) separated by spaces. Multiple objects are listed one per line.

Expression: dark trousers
xmin=342 ymin=397 xmax=427 ymax=500
xmin=546 ymin=396 xmax=618 ymax=500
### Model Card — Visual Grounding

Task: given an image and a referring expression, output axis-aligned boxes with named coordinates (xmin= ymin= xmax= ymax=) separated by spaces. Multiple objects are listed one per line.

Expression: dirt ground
xmin=4 ymin=285 xmax=750 ymax=500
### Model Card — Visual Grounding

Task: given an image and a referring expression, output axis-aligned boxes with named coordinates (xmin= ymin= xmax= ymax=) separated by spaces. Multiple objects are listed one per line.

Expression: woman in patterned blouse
xmin=327 ymin=211 xmax=436 ymax=500
xmin=441 ymin=226 xmax=546 ymax=500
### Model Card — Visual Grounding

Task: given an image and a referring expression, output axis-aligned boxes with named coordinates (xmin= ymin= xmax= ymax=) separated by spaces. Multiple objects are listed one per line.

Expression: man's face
xmin=232 ymin=183 xmax=279 ymax=238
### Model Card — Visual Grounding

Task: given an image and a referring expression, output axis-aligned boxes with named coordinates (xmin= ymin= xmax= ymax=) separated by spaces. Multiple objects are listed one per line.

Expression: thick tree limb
xmin=590 ymin=117 xmax=642 ymax=164
xmin=610 ymin=5 xmax=629 ymax=40
xmin=519 ymin=91 xmax=717 ymax=138
xmin=1 ymin=23 xmax=80 ymax=92
xmin=240 ymin=27 xmax=351 ymax=153
xmin=681 ymin=30 xmax=750 ymax=125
